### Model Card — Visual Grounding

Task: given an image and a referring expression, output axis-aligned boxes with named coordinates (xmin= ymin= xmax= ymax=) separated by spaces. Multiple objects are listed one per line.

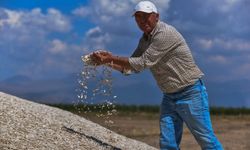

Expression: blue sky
xmin=1 ymin=0 xmax=250 ymax=107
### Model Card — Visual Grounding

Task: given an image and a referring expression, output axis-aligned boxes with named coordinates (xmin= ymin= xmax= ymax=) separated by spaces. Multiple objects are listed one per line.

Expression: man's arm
xmin=105 ymin=62 xmax=123 ymax=72
xmin=91 ymin=51 xmax=134 ymax=73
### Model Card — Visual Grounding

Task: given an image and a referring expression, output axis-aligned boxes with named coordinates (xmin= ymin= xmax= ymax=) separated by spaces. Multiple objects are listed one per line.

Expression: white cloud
xmin=96 ymin=0 xmax=131 ymax=17
xmin=72 ymin=6 xmax=90 ymax=17
xmin=196 ymin=38 xmax=250 ymax=51
xmin=46 ymin=8 xmax=71 ymax=32
xmin=233 ymin=63 xmax=250 ymax=79
xmin=0 ymin=8 xmax=73 ymax=65
xmin=0 ymin=9 xmax=22 ymax=27
xmin=0 ymin=8 xmax=75 ymax=79
xmin=1 ymin=8 xmax=70 ymax=37
xmin=83 ymin=26 xmax=111 ymax=51
xmin=220 ymin=0 xmax=242 ymax=12
xmin=71 ymin=0 xmax=171 ymax=53
xmin=208 ymin=55 xmax=229 ymax=65
xmin=214 ymin=38 xmax=250 ymax=51
xmin=197 ymin=38 xmax=213 ymax=49
xmin=199 ymin=0 xmax=242 ymax=13
xmin=86 ymin=26 xmax=102 ymax=37
xmin=153 ymin=0 xmax=171 ymax=14
xmin=0 ymin=8 xmax=71 ymax=32
xmin=73 ymin=0 xmax=171 ymax=19
xmin=0 ymin=8 xmax=71 ymax=45
xmin=49 ymin=39 xmax=67 ymax=54
xmin=72 ymin=0 xmax=171 ymax=36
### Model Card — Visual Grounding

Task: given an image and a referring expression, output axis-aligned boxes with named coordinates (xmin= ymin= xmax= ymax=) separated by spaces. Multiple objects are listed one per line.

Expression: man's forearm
xmin=105 ymin=63 xmax=123 ymax=72
xmin=107 ymin=55 xmax=133 ymax=71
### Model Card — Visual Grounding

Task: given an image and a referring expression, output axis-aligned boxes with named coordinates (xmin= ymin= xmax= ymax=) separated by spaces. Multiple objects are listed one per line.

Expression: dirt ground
xmin=81 ymin=112 xmax=250 ymax=150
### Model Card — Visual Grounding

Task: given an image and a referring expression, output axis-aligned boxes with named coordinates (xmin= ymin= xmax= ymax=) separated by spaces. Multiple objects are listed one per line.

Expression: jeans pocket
xmin=188 ymin=86 xmax=209 ymax=115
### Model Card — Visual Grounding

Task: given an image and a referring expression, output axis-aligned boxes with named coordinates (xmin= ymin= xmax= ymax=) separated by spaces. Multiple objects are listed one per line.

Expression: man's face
xmin=134 ymin=11 xmax=159 ymax=35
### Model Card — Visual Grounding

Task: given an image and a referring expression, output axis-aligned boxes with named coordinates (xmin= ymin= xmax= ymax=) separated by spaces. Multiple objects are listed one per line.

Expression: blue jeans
xmin=160 ymin=79 xmax=223 ymax=150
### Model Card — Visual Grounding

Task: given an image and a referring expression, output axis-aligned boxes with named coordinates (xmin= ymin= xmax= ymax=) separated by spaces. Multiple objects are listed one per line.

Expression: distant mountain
xmin=0 ymin=74 xmax=79 ymax=104
xmin=205 ymin=79 xmax=250 ymax=107
xmin=2 ymin=75 xmax=33 ymax=85
xmin=0 ymin=72 xmax=161 ymax=105
xmin=1 ymin=73 xmax=250 ymax=107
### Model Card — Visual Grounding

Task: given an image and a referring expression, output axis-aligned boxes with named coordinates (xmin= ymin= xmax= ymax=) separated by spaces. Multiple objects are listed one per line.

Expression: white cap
xmin=134 ymin=1 xmax=158 ymax=15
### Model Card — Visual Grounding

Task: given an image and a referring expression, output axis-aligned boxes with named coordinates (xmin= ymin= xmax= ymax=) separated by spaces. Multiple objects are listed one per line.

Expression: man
xmin=91 ymin=1 xmax=223 ymax=150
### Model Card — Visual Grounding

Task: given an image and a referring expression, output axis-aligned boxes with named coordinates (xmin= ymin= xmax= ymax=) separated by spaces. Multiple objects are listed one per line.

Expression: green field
xmin=48 ymin=104 xmax=250 ymax=149
xmin=50 ymin=104 xmax=250 ymax=115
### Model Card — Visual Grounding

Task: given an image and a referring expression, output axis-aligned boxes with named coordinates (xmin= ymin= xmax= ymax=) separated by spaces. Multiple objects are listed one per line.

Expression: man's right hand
xmin=91 ymin=50 xmax=113 ymax=65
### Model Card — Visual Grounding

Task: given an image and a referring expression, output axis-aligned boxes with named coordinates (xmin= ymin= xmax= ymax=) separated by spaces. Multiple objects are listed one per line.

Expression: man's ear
xmin=155 ymin=13 xmax=159 ymax=22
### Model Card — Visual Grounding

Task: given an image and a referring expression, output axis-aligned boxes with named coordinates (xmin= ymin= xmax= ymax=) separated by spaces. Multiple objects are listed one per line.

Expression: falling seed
xmin=74 ymin=58 xmax=119 ymax=124
xmin=111 ymin=109 xmax=117 ymax=113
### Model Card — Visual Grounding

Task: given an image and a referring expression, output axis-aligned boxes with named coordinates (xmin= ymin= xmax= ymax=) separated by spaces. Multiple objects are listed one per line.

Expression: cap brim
xmin=132 ymin=10 xmax=155 ymax=17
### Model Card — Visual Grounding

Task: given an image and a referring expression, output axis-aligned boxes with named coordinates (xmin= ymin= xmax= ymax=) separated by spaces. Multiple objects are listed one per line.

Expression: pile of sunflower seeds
xmin=0 ymin=92 xmax=157 ymax=150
